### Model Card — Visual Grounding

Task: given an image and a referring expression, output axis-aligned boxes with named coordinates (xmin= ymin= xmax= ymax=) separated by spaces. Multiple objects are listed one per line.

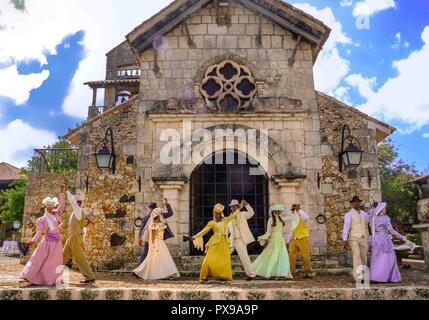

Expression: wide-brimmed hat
xmin=373 ymin=202 xmax=387 ymax=216
xmin=148 ymin=203 xmax=157 ymax=210
xmin=229 ymin=200 xmax=240 ymax=207
xmin=150 ymin=208 xmax=163 ymax=219
xmin=42 ymin=197 xmax=59 ymax=207
xmin=213 ymin=204 xmax=225 ymax=214
xmin=271 ymin=204 xmax=285 ymax=212
xmin=350 ymin=196 xmax=363 ymax=203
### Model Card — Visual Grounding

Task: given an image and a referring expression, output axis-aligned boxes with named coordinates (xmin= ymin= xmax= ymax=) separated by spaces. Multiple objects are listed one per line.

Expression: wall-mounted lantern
xmin=339 ymin=125 xmax=363 ymax=178
xmin=94 ymin=127 xmax=116 ymax=174
xmin=12 ymin=221 xmax=21 ymax=230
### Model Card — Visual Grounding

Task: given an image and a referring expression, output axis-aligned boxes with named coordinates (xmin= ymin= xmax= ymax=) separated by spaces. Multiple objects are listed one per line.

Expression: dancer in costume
xmin=133 ymin=208 xmax=180 ymax=280
xmin=227 ymin=200 xmax=257 ymax=281
xmin=252 ymin=204 xmax=293 ymax=279
xmin=138 ymin=199 xmax=174 ymax=264
xmin=369 ymin=202 xmax=415 ymax=283
xmin=342 ymin=196 xmax=370 ymax=280
xmin=63 ymin=189 xmax=96 ymax=284
xmin=20 ymin=185 xmax=66 ymax=286
xmin=288 ymin=204 xmax=316 ymax=278
xmin=192 ymin=203 xmax=239 ymax=282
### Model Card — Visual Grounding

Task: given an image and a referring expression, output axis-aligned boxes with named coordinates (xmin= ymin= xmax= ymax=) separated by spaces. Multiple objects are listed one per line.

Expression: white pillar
xmin=155 ymin=181 xmax=186 ymax=247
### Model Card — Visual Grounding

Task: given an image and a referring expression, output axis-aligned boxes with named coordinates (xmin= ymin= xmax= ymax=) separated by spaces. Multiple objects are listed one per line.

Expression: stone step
xmin=124 ymin=258 xmax=340 ymax=272
xmin=2 ymin=286 xmax=428 ymax=300
xmin=110 ymin=268 xmax=352 ymax=277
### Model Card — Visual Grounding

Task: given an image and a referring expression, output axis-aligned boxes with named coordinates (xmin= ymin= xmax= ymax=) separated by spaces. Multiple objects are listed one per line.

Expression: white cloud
xmin=345 ymin=74 xmax=377 ymax=100
xmin=423 ymin=133 xmax=429 ymax=139
xmin=0 ymin=120 xmax=57 ymax=167
xmin=292 ymin=3 xmax=352 ymax=93
xmin=0 ymin=65 xmax=49 ymax=105
xmin=0 ymin=0 xmax=174 ymax=118
xmin=353 ymin=0 xmax=396 ymax=17
xmin=333 ymin=86 xmax=352 ymax=105
xmin=354 ymin=26 xmax=429 ymax=132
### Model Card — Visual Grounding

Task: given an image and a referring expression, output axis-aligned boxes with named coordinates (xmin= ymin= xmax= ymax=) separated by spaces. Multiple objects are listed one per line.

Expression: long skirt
xmin=252 ymin=233 xmax=292 ymax=279
xmin=133 ymin=239 xmax=179 ymax=280
xmin=370 ymin=233 xmax=401 ymax=283
xmin=20 ymin=235 xmax=63 ymax=286
xmin=200 ymin=236 xmax=233 ymax=281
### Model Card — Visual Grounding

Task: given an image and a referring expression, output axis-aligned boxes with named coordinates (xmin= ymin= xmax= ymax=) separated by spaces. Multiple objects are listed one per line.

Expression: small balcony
xmin=29 ymin=148 xmax=79 ymax=173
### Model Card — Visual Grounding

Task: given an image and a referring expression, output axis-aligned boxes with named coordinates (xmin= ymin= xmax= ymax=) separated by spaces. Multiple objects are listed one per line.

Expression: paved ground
xmin=1 ymin=254 xmax=428 ymax=291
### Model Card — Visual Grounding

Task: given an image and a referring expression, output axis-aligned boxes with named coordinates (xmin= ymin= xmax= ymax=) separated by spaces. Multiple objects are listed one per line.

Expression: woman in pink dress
xmin=20 ymin=185 xmax=66 ymax=286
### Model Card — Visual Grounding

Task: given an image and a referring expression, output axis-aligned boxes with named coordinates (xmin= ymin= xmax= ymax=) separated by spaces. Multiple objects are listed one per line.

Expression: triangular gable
xmin=126 ymin=0 xmax=330 ymax=62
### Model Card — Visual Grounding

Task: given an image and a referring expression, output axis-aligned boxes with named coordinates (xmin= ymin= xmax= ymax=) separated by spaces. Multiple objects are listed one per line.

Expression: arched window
xmin=200 ymin=60 xmax=257 ymax=111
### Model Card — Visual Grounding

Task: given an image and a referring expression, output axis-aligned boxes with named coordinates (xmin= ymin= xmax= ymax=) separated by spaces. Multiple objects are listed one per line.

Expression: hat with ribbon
xmin=372 ymin=202 xmax=387 ymax=216
xmin=42 ymin=197 xmax=59 ymax=207
xmin=229 ymin=200 xmax=240 ymax=207
xmin=270 ymin=204 xmax=285 ymax=212
xmin=150 ymin=208 xmax=163 ymax=219
xmin=213 ymin=204 xmax=225 ymax=215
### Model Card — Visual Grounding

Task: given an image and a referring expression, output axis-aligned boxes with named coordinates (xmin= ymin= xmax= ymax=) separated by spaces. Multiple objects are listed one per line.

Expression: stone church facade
xmin=22 ymin=0 xmax=395 ymax=270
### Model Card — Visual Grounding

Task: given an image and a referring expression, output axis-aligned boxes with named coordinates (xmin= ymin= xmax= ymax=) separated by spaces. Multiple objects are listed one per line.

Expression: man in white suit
xmin=228 ymin=200 xmax=257 ymax=281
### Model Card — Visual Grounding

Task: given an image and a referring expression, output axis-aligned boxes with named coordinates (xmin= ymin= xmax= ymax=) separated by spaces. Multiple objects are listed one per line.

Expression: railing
xmin=30 ymin=148 xmax=78 ymax=173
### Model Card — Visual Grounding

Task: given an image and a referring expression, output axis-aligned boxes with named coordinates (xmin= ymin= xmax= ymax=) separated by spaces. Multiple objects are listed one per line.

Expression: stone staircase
xmin=111 ymin=255 xmax=351 ymax=277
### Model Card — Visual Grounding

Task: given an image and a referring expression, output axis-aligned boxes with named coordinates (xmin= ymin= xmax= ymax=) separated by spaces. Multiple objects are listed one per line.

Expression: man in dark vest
xmin=138 ymin=199 xmax=174 ymax=264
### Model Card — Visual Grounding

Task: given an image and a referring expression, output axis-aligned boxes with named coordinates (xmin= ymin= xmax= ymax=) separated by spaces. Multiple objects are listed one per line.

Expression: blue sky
xmin=0 ymin=0 xmax=428 ymax=172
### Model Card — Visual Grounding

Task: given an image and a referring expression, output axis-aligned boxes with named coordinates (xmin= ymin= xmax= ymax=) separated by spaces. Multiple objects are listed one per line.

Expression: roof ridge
xmin=315 ymin=91 xmax=396 ymax=132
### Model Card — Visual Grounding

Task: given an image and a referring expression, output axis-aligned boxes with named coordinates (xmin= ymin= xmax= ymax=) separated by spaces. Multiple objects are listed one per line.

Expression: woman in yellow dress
xmin=192 ymin=203 xmax=239 ymax=282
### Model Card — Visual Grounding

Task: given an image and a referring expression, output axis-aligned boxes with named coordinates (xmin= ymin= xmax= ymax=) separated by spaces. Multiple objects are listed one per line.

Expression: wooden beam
xmin=153 ymin=49 xmax=161 ymax=77
xmin=255 ymin=15 xmax=263 ymax=48
xmin=133 ymin=0 xmax=211 ymax=53
xmin=235 ymin=0 xmax=321 ymax=45
xmin=183 ymin=20 xmax=196 ymax=49
xmin=288 ymin=34 xmax=302 ymax=66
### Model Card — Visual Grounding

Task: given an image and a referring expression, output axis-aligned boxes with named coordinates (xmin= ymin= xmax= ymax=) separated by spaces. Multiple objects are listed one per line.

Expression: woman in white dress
xmin=133 ymin=208 xmax=180 ymax=280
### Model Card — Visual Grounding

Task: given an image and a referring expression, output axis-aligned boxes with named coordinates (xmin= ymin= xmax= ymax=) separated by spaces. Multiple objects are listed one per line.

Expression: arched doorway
xmin=189 ymin=150 xmax=269 ymax=255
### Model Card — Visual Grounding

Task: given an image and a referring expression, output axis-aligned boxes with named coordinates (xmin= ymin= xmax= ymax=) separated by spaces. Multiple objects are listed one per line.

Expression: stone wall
xmin=75 ymin=99 xmax=139 ymax=270
xmin=318 ymin=93 xmax=382 ymax=257
xmin=21 ymin=172 xmax=77 ymax=262
xmin=137 ymin=1 xmax=317 ymax=109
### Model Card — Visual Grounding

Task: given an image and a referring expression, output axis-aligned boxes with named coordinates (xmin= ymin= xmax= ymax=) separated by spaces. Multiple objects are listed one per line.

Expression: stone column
xmin=154 ymin=180 xmax=186 ymax=248
xmin=413 ymin=224 xmax=429 ymax=271
xmin=272 ymin=177 xmax=305 ymax=211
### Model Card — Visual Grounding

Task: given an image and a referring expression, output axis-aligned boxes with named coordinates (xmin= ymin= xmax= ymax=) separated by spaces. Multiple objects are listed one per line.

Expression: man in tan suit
xmin=228 ymin=200 xmax=257 ymax=281
xmin=63 ymin=189 xmax=96 ymax=284
xmin=342 ymin=196 xmax=369 ymax=280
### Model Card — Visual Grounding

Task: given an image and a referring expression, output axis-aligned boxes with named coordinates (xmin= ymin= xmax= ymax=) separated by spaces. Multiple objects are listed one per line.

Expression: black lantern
xmin=12 ymin=221 xmax=21 ymax=230
xmin=94 ymin=127 xmax=116 ymax=174
xmin=339 ymin=125 xmax=363 ymax=176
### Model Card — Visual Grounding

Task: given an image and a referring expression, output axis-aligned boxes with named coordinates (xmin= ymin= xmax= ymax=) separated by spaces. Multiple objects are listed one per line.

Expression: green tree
xmin=378 ymin=139 xmax=420 ymax=223
xmin=0 ymin=177 xmax=27 ymax=224
xmin=25 ymin=138 xmax=78 ymax=173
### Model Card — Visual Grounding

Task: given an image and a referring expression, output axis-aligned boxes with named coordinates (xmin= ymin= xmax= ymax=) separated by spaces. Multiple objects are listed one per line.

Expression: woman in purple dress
xmin=20 ymin=185 xmax=66 ymax=286
xmin=369 ymin=202 xmax=414 ymax=283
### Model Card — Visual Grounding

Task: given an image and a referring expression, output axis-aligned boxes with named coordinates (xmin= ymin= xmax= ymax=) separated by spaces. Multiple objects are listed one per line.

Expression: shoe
xmin=305 ymin=272 xmax=316 ymax=279
xmin=80 ymin=279 xmax=96 ymax=284
xmin=246 ymin=276 xmax=256 ymax=281
xmin=199 ymin=279 xmax=208 ymax=283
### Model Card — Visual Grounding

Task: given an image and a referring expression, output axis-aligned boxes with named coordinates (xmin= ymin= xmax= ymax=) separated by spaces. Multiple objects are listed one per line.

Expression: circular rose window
xmin=200 ymin=60 xmax=257 ymax=111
